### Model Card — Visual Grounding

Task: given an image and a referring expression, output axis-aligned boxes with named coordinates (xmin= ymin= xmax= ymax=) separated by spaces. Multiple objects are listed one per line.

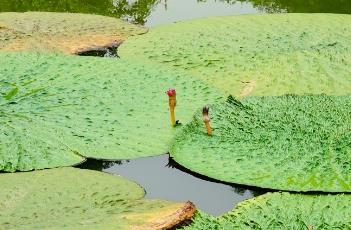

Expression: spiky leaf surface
xmin=0 ymin=167 xmax=195 ymax=229
xmin=120 ymin=14 xmax=351 ymax=96
xmin=0 ymin=52 xmax=223 ymax=172
xmin=181 ymin=192 xmax=351 ymax=230
xmin=0 ymin=12 xmax=147 ymax=54
xmin=171 ymin=95 xmax=351 ymax=192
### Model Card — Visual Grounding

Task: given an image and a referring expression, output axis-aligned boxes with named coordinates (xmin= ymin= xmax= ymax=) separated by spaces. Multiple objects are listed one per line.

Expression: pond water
xmin=0 ymin=0 xmax=350 ymax=27
xmin=144 ymin=0 xmax=260 ymax=27
xmin=78 ymin=154 xmax=267 ymax=216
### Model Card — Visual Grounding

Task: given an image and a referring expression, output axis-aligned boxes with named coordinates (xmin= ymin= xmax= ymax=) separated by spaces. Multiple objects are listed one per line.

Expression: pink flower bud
xmin=166 ymin=88 xmax=176 ymax=97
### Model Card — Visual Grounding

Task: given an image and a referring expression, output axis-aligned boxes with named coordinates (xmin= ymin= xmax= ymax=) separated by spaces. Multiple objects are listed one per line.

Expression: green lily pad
xmin=0 ymin=167 xmax=196 ymax=229
xmin=0 ymin=12 xmax=147 ymax=54
xmin=171 ymin=95 xmax=351 ymax=192
xmin=0 ymin=52 xmax=223 ymax=172
xmin=181 ymin=192 xmax=351 ymax=229
xmin=119 ymin=14 xmax=351 ymax=96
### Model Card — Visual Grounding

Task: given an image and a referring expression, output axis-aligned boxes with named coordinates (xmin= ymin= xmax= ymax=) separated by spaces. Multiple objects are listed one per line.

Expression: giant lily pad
xmin=0 ymin=12 xmax=147 ymax=54
xmin=119 ymin=14 xmax=351 ymax=96
xmin=181 ymin=192 xmax=351 ymax=229
xmin=0 ymin=52 xmax=223 ymax=172
xmin=171 ymin=95 xmax=351 ymax=192
xmin=0 ymin=167 xmax=196 ymax=229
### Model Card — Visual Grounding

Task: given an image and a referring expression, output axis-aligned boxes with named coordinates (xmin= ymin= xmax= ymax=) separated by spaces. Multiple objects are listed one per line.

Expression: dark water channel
xmin=78 ymin=154 xmax=267 ymax=216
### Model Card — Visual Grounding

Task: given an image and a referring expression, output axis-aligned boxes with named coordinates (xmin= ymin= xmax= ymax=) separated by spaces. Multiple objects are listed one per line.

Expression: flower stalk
xmin=166 ymin=88 xmax=177 ymax=127
xmin=202 ymin=106 xmax=212 ymax=136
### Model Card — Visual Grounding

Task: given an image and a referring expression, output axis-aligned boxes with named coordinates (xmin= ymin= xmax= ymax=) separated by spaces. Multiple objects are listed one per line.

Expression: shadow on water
xmin=77 ymin=46 xmax=119 ymax=58
xmin=77 ymin=154 xmax=268 ymax=216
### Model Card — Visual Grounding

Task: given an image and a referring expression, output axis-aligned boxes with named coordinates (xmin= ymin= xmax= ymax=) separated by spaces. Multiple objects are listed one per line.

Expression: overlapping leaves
xmin=0 ymin=52 xmax=223 ymax=171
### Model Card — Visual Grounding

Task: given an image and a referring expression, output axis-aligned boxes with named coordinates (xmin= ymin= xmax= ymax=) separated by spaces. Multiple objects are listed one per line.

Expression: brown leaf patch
xmin=127 ymin=201 xmax=196 ymax=230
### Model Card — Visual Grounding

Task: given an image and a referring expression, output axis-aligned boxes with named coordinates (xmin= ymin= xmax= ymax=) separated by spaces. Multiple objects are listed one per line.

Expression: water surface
xmin=0 ymin=0 xmax=350 ymax=27
xmin=78 ymin=154 xmax=267 ymax=216
xmin=144 ymin=0 xmax=259 ymax=27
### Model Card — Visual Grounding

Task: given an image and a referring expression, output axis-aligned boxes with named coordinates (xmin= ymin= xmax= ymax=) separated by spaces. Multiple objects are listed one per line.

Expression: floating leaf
xmin=0 ymin=167 xmax=196 ymax=229
xmin=119 ymin=14 xmax=351 ymax=96
xmin=0 ymin=52 xmax=223 ymax=172
xmin=171 ymin=95 xmax=351 ymax=192
xmin=0 ymin=12 xmax=147 ymax=54
xmin=181 ymin=192 xmax=351 ymax=230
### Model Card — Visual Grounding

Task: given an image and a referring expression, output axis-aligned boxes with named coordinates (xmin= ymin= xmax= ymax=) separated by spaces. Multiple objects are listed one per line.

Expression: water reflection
xmin=78 ymin=159 xmax=123 ymax=171
xmin=0 ymin=0 xmax=159 ymax=24
xmin=240 ymin=0 xmax=351 ymax=14
xmin=145 ymin=0 xmax=259 ymax=27
xmin=0 ymin=0 xmax=349 ymax=27
xmin=78 ymin=154 xmax=267 ymax=216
